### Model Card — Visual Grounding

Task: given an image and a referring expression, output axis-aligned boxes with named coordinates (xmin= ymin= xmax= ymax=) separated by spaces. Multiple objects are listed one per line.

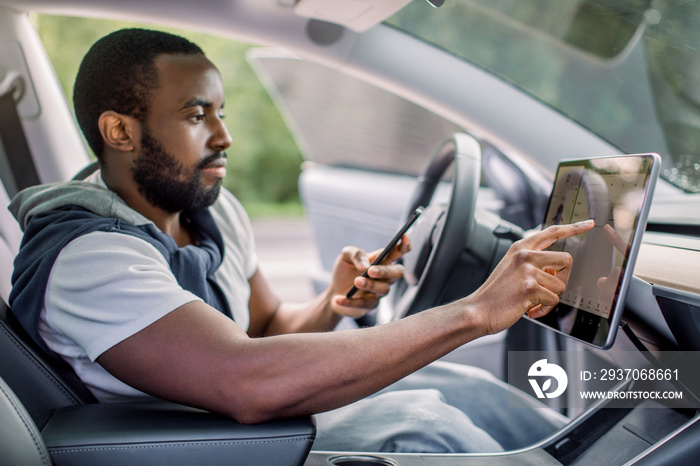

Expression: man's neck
xmin=128 ymin=200 xmax=197 ymax=247
xmin=100 ymin=170 xmax=196 ymax=247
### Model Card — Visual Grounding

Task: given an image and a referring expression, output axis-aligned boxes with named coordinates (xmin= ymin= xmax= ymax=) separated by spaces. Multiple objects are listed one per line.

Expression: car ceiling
xmin=0 ymin=0 xmax=372 ymax=43
xmin=0 ymin=0 xmax=623 ymax=185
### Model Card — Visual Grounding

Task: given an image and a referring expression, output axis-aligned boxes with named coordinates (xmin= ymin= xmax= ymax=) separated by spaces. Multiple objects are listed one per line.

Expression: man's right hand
xmin=465 ymin=220 xmax=595 ymax=336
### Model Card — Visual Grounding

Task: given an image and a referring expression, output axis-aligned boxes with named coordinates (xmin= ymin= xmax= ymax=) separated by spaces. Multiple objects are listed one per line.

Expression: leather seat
xmin=0 ymin=300 xmax=96 ymax=420
xmin=0 ymin=375 xmax=51 ymax=466
xmin=0 ymin=364 xmax=317 ymax=466
xmin=0 ymin=254 xmax=316 ymax=466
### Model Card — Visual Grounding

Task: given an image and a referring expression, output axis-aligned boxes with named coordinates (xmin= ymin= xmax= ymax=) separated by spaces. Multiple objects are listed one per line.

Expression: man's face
xmin=132 ymin=126 xmax=224 ymax=213
xmin=131 ymin=53 xmax=231 ymax=213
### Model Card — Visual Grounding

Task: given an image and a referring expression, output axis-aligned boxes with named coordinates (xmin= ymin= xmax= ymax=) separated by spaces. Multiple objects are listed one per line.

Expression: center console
xmin=304 ymin=314 xmax=700 ymax=466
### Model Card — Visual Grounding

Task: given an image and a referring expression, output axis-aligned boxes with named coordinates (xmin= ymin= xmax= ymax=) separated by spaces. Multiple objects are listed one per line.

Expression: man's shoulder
xmin=54 ymin=230 xmax=172 ymax=277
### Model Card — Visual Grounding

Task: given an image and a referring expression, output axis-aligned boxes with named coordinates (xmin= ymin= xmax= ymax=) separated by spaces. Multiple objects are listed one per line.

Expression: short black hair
xmin=73 ymin=28 xmax=204 ymax=158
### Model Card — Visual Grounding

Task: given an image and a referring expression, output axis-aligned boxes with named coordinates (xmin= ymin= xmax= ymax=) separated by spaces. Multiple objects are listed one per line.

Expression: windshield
xmin=387 ymin=0 xmax=700 ymax=194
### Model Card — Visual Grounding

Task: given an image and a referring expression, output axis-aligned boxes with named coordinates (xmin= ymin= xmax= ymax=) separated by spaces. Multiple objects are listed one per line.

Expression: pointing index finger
xmin=525 ymin=219 xmax=595 ymax=251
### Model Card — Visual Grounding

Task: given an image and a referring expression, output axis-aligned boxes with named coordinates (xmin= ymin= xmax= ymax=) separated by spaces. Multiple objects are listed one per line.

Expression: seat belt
xmin=0 ymin=73 xmax=40 ymax=197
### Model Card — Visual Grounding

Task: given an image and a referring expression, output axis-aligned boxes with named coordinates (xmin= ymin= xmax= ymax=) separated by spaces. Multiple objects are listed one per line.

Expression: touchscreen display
xmin=533 ymin=154 xmax=660 ymax=349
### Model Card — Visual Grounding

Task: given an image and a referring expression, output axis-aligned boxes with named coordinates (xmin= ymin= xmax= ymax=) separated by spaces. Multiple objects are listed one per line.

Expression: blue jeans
xmin=312 ymin=361 xmax=568 ymax=453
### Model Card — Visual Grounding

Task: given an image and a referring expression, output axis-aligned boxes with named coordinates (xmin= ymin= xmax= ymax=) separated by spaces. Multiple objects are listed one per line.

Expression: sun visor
xmin=294 ymin=0 xmax=411 ymax=32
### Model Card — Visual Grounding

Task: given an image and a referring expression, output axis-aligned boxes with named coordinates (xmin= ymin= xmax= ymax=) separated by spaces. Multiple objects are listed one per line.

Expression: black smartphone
xmin=345 ymin=206 xmax=424 ymax=299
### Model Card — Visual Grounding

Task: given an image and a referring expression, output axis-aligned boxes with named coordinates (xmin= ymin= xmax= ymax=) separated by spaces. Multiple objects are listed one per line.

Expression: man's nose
xmin=210 ymin=117 xmax=232 ymax=151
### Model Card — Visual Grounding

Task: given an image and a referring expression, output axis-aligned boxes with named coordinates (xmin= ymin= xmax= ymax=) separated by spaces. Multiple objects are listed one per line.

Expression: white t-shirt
xmin=38 ymin=173 xmax=258 ymax=402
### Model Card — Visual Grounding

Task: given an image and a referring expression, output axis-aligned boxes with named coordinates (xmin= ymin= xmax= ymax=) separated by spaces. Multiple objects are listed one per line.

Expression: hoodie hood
xmin=9 ymin=180 xmax=152 ymax=231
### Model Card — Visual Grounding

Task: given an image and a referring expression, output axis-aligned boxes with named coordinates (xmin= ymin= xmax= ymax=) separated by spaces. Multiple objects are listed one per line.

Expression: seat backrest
xmin=0 ymin=177 xmax=21 ymax=302
xmin=0 ymin=300 xmax=97 ymax=422
xmin=0 ymin=374 xmax=52 ymax=466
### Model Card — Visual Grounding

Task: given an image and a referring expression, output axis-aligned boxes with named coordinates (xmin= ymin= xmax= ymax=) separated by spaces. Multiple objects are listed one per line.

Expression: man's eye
xmin=191 ymin=114 xmax=206 ymax=122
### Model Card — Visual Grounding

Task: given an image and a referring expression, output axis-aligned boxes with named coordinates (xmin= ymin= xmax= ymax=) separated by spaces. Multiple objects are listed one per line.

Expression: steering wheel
xmin=376 ymin=132 xmax=482 ymax=323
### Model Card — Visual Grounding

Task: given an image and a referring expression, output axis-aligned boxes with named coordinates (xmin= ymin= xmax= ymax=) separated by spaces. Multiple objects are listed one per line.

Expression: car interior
xmin=2 ymin=0 xmax=700 ymax=465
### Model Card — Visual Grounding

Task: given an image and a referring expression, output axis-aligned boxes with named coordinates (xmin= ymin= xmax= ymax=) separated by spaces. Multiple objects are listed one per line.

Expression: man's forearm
xmin=262 ymin=288 xmax=342 ymax=336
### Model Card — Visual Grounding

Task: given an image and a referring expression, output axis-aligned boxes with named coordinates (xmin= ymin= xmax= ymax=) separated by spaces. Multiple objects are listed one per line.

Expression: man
xmin=9 ymin=29 xmax=593 ymax=452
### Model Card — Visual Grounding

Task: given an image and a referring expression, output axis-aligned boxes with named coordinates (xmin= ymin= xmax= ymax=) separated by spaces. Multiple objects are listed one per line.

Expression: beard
xmin=131 ymin=128 xmax=224 ymax=213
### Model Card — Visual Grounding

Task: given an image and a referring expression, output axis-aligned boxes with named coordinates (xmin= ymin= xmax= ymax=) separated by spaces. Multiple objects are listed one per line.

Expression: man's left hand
xmin=329 ymin=235 xmax=411 ymax=318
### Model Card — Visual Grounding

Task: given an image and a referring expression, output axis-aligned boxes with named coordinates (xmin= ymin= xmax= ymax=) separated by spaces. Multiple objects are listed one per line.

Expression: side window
xmin=248 ymin=49 xmax=548 ymax=229
xmin=248 ymin=49 xmax=462 ymax=176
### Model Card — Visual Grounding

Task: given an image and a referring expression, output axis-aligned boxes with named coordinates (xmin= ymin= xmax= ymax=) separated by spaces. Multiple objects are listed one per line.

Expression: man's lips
xmin=200 ymin=156 xmax=227 ymax=179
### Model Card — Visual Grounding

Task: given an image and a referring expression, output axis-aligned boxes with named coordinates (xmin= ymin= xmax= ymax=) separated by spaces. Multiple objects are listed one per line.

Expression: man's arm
xmin=98 ymin=295 xmax=482 ymax=424
xmin=97 ymin=221 xmax=593 ymax=424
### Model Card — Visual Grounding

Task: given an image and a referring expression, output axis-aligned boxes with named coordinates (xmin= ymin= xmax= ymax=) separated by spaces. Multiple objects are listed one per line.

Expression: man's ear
xmin=98 ymin=111 xmax=138 ymax=153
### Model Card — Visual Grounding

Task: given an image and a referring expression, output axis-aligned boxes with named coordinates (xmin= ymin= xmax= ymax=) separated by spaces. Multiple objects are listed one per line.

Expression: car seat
xmin=0 ymin=374 xmax=52 ymax=466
